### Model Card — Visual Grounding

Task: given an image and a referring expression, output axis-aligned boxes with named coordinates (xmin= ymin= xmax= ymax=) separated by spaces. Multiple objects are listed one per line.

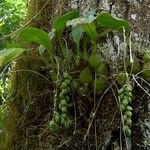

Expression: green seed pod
xmin=59 ymin=92 xmax=64 ymax=99
xmin=61 ymin=106 xmax=67 ymax=113
xmin=49 ymin=120 xmax=59 ymax=131
xmin=120 ymin=105 xmax=126 ymax=111
xmin=61 ymin=114 xmax=67 ymax=125
xmin=60 ymin=99 xmax=68 ymax=107
xmin=126 ymin=106 xmax=133 ymax=111
xmin=65 ymin=79 xmax=71 ymax=86
xmin=58 ymin=103 xmax=63 ymax=110
xmin=65 ymin=96 xmax=70 ymax=103
xmin=127 ymin=92 xmax=132 ymax=97
xmin=123 ymin=114 xmax=128 ymax=122
xmin=64 ymin=119 xmax=72 ymax=128
xmin=126 ymin=118 xmax=132 ymax=127
xmin=61 ymin=82 xmax=67 ymax=89
xmin=89 ymin=52 xmax=101 ymax=69
xmin=126 ymin=111 xmax=132 ymax=118
xmin=118 ymin=94 xmax=124 ymax=100
xmin=118 ymin=88 xmax=124 ymax=95
xmin=66 ymin=87 xmax=71 ymax=93
xmin=122 ymin=99 xmax=128 ymax=106
xmin=54 ymin=112 xmax=61 ymax=123
xmin=126 ymin=84 xmax=132 ymax=91
xmin=49 ymin=120 xmax=55 ymax=127
xmin=123 ymin=126 xmax=131 ymax=137
xmin=61 ymin=89 xmax=68 ymax=96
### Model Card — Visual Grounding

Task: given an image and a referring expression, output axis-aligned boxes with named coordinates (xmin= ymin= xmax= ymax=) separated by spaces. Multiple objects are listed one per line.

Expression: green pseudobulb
xmin=79 ymin=67 xmax=92 ymax=83
xmin=142 ymin=62 xmax=150 ymax=81
xmin=116 ymin=73 xmax=127 ymax=86
xmin=143 ymin=52 xmax=150 ymax=63
xmin=96 ymin=63 xmax=107 ymax=75
xmin=89 ymin=52 xmax=101 ymax=69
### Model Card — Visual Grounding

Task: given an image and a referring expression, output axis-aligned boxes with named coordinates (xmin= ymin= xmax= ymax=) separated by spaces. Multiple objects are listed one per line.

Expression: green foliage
xmin=53 ymin=10 xmax=79 ymax=38
xmin=19 ymin=27 xmax=52 ymax=53
xmin=96 ymin=11 xmax=131 ymax=35
xmin=0 ymin=0 xmax=27 ymax=47
xmin=118 ymin=83 xmax=133 ymax=137
xmin=88 ymin=52 xmax=101 ymax=69
xmin=0 ymin=48 xmax=25 ymax=67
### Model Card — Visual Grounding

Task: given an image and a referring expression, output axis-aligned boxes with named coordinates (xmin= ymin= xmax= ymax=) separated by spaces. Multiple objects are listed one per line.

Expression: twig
xmin=132 ymin=75 xmax=150 ymax=97
xmin=83 ymin=84 xmax=111 ymax=143
xmin=72 ymin=93 xmax=77 ymax=135
xmin=94 ymin=70 xmax=98 ymax=150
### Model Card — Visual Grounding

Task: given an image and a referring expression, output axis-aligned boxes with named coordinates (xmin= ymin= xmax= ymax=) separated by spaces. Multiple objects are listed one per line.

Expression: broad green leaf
xmin=19 ymin=27 xmax=53 ymax=60
xmin=96 ymin=11 xmax=131 ymax=34
xmin=53 ymin=10 xmax=80 ymax=38
xmin=0 ymin=48 xmax=25 ymax=67
xmin=38 ymin=29 xmax=55 ymax=57
xmin=66 ymin=17 xmax=88 ymax=27
xmin=66 ymin=14 xmax=97 ymax=42
xmin=19 ymin=27 xmax=52 ymax=51
xmin=67 ymin=15 xmax=96 ymax=27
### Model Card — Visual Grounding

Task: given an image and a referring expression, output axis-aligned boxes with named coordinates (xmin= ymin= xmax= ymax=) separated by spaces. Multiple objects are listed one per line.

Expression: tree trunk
xmin=2 ymin=0 xmax=150 ymax=150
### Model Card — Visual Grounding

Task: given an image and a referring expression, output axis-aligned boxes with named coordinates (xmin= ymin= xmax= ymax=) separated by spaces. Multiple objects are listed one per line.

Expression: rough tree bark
xmin=3 ymin=0 xmax=150 ymax=150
